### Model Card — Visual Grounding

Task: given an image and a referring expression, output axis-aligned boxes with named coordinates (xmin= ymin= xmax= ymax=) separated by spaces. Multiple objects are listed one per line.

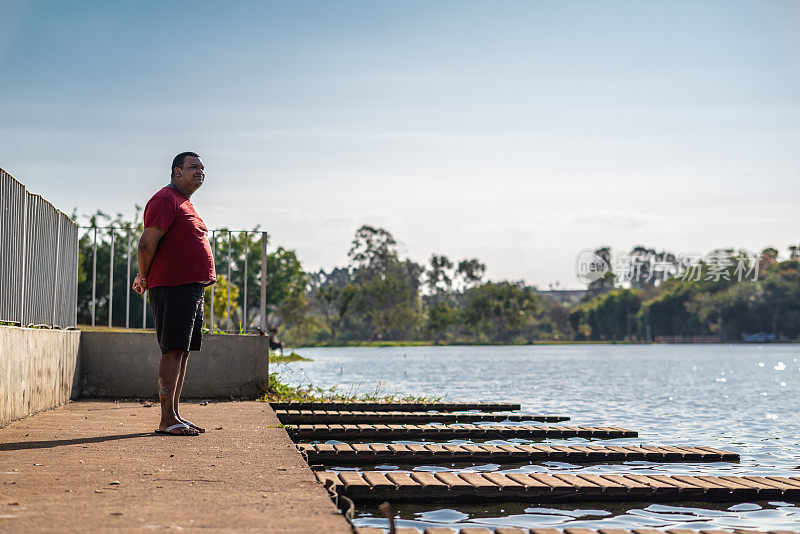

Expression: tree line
xmin=76 ymin=211 xmax=800 ymax=343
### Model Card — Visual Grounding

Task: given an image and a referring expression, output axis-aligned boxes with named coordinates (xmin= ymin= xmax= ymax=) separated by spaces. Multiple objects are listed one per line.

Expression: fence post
xmin=18 ymin=191 xmax=28 ymax=325
xmin=227 ymin=230 xmax=232 ymax=333
xmin=125 ymin=227 xmax=131 ymax=328
xmin=243 ymin=231 xmax=248 ymax=333
xmin=108 ymin=227 xmax=114 ymax=328
xmin=260 ymin=231 xmax=267 ymax=334
xmin=51 ymin=215 xmax=62 ymax=326
xmin=91 ymin=226 xmax=97 ymax=327
xmin=210 ymin=230 xmax=216 ymax=331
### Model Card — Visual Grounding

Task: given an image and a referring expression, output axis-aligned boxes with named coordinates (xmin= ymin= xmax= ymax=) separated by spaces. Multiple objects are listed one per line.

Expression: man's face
xmin=173 ymin=156 xmax=205 ymax=194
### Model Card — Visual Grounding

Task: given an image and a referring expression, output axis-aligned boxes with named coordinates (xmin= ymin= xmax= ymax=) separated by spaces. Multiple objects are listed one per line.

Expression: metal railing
xmin=0 ymin=167 xmax=79 ymax=328
xmin=79 ymin=225 xmax=268 ymax=334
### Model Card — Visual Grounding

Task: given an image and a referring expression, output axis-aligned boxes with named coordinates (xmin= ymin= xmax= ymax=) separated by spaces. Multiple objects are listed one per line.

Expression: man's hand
xmin=133 ymin=273 xmax=148 ymax=295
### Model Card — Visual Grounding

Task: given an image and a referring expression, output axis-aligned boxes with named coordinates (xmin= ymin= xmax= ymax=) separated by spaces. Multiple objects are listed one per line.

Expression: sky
xmin=1 ymin=1 xmax=799 ymax=289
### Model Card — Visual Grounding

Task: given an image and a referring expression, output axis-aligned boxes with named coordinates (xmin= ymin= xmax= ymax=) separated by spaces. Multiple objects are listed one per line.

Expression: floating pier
xmin=270 ymin=401 xmax=522 ymax=412
xmin=276 ymin=410 xmax=569 ymax=425
xmin=298 ymin=443 xmax=739 ymax=465
xmin=317 ymin=470 xmax=800 ymax=503
xmin=288 ymin=424 xmax=637 ymax=441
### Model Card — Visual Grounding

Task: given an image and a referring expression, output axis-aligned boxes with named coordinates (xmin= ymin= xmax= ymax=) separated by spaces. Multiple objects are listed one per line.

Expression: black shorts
xmin=148 ymin=283 xmax=205 ymax=353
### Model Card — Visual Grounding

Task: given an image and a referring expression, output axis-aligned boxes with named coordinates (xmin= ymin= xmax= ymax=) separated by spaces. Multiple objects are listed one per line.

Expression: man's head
xmin=171 ymin=151 xmax=204 ymax=196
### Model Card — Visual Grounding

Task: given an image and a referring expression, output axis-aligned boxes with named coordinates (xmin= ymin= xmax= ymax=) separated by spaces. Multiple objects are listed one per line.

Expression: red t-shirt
xmin=143 ymin=186 xmax=216 ymax=288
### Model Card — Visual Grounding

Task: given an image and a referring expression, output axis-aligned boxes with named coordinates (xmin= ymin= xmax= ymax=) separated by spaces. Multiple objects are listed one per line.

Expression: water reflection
xmin=353 ymin=500 xmax=800 ymax=531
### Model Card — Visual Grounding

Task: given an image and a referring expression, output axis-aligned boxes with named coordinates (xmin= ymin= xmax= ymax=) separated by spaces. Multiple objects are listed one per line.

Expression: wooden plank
xmin=362 ymin=471 xmax=395 ymax=490
xmin=423 ymin=444 xmax=449 ymax=455
xmin=271 ymin=401 xmax=522 ymax=412
xmin=767 ymin=476 xmax=800 ymax=489
xmin=409 ymin=471 xmax=448 ymax=489
xmin=479 ymin=473 xmax=526 ymax=498
xmin=505 ymin=472 xmax=551 ymax=490
xmin=433 ymin=471 xmax=473 ymax=492
xmin=599 ymin=474 xmax=650 ymax=490
xmin=648 ymin=475 xmax=704 ymax=491
xmin=574 ymin=474 xmax=627 ymax=494
xmin=623 ymin=474 xmax=682 ymax=493
xmin=718 ymin=476 xmax=782 ymax=497
xmin=640 ymin=445 xmax=682 ymax=460
xmin=352 ymin=443 xmax=374 ymax=454
xmin=329 ymin=472 xmax=792 ymax=503
xmin=289 ymin=423 xmax=634 ymax=440
xmin=338 ymin=471 xmax=370 ymax=490
xmin=442 ymin=444 xmax=469 ymax=454
xmin=671 ymin=475 xmax=732 ymax=496
xmin=459 ymin=472 xmax=501 ymax=494
xmin=566 ymin=529 xmax=603 ymax=534
xmin=553 ymin=473 xmax=602 ymax=490
xmin=528 ymin=473 xmax=575 ymax=490
xmin=368 ymin=443 xmax=392 ymax=455
xmin=385 ymin=472 xmax=421 ymax=488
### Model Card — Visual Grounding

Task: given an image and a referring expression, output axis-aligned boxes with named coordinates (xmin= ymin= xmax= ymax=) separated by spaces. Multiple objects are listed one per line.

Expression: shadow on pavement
xmin=0 ymin=432 xmax=154 ymax=451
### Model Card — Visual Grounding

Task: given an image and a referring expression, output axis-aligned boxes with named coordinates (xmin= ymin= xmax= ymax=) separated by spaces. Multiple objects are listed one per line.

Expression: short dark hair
xmin=171 ymin=151 xmax=200 ymax=178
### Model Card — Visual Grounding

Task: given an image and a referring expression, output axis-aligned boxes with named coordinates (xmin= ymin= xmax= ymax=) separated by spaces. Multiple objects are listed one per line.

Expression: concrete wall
xmin=79 ymin=331 xmax=269 ymax=399
xmin=0 ymin=325 xmax=81 ymax=427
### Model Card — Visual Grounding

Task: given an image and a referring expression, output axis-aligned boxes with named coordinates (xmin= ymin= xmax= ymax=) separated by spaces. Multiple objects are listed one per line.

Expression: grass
xmin=261 ymin=351 xmax=441 ymax=404
xmin=269 ymin=351 xmax=312 ymax=364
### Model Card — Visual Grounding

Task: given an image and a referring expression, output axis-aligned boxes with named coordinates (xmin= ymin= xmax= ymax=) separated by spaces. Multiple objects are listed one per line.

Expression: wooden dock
xmin=276 ymin=410 xmax=569 ymax=425
xmin=288 ymin=424 xmax=637 ymax=441
xmin=298 ymin=443 xmax=739 ymax=465
xmin=271 ymin=402 xmax=522 ymax=412
xmin=317 ymin=470 xmax=800 ymax=503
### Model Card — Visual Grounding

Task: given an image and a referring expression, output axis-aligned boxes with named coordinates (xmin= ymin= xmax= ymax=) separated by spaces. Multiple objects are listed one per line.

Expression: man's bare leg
xmin=174 ymin=351 xmax=205 ymax=432
xmin=158 ymin=350 xmax=198 ymax=435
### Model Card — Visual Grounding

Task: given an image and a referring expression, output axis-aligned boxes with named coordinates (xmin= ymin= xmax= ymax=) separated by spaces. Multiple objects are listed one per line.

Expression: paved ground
xmin=0 ymin=400 xmax=351 ymax=533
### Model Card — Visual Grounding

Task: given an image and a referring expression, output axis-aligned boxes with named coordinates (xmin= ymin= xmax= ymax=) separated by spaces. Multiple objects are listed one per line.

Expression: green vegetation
xmin=269 ymin=351 xmax=311 ymax=363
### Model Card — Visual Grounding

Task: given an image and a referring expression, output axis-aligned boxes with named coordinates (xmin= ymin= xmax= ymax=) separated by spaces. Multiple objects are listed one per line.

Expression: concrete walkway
xmin=0 ymin=400 xmax=351 ymax=533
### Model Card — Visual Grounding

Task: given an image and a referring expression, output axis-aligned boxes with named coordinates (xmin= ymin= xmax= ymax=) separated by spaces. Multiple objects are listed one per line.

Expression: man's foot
xmin=179 ymin=418 xmax=205 ymax=433
xmin=156 ymin=421 xmax=199 ymax=436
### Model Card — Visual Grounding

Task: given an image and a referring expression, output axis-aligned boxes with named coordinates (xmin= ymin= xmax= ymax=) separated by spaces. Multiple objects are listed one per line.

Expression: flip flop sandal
xmin=155 ymin=423 xmax=198 ymax=436
xmin=182 ymin=420 xmax=205 ymax=433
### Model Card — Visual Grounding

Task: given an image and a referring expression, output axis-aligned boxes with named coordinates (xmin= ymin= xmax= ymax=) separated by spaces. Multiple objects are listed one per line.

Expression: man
xmin=132 ymin=152 xmax=216 ymax=436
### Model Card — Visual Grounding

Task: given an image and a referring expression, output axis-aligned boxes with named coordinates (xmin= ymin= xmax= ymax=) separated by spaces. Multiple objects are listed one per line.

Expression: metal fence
xmin=79 ymin=226 xmax=268 ymax=334
xmin=0 ymin=167 xmax=79 ymax=328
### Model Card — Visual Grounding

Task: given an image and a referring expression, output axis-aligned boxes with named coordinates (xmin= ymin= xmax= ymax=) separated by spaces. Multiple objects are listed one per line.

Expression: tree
xmin=425 ymin=302 xmax=459 ymax=342
xmin=455 ymin=258 xmax=486 ymax=291
xmin=313 ymin=283 xmax=357 ymax=342
xmin=265 ymin=246 xmax=309 ymax=330
xmin=348 ymin=225 xmax=398 ymax=279
xmin=463 ymin=282 xmax=539 ymax=342
xmin=354 ymin=273 xmax=421 ymax=340
xmin=425 ymin=254 xmax=454 ymax=297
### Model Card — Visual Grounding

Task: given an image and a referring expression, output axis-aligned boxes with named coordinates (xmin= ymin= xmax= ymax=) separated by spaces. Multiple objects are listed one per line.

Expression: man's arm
xmin=133 ymin=226 xmax=166 ymax=294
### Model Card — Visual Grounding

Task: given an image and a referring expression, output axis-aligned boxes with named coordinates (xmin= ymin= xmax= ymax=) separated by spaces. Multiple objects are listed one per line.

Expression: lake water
xmin=283 ymin=344 xmax=800 ymax=531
